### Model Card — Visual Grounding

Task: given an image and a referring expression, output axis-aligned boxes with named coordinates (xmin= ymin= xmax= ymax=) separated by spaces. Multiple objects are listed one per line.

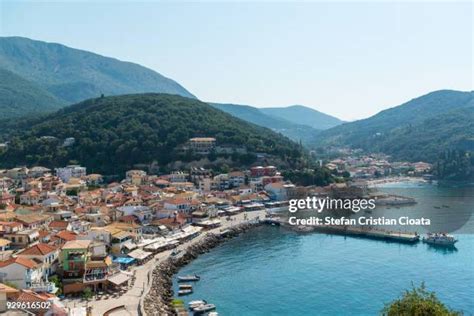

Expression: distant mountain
xmin=0 ymin=37 xmax=195 ymax=106
xmin=0 ymin=94 xmax=303 ymax=174
xmin=260 ymin=105 xmax=344 ymax=130
xmin=316 ymin=90 xmax=474 ymax=162
xmin=0 ymin=68 xmax=65 ymax=118
xmin=210 ymin=103 xmax=320 ymax=145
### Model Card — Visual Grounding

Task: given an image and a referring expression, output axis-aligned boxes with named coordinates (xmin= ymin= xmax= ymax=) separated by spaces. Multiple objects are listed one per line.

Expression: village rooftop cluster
xmin=0 ymin=163 xmax=313 ymax=314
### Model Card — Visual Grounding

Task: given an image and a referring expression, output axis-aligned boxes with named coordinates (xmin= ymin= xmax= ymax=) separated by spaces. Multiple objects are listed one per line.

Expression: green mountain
xmin=0 ymin=37 xmax=195 ymax=106
xmin=316 ymin=90 xmax=474 ymax=162
xmin=260 ymin=105 xmax=344 ymax=130
xmin=210 ymin=103 xmax=320 ymax=145
xmin=0 ymin=68 xmax=65 ymax=118
xmin=0 ymin=94 xmax=303 ymax=174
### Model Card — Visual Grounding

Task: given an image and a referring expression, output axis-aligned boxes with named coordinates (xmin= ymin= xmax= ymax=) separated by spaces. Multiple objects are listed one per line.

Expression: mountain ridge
xmin=0 ymin=36 xmax=196 ymax=111
xmin=316 ymin=89 xmax=474 ymax=162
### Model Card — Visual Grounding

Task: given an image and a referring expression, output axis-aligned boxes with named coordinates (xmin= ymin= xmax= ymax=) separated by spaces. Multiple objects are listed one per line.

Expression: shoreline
xmin=143 ymin=221 xmax=262 ymax=316
xmin=366 ymin=176 xmax=427 ymax=187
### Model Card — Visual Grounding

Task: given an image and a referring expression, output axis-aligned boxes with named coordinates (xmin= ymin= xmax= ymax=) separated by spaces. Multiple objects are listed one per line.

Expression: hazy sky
xmin=1 ymin=1 xmax=472 ymax=121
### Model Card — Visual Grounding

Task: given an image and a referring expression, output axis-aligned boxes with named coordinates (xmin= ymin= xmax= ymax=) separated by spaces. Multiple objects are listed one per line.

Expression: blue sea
xmin=173 ymin=182 xmax=474 ymax=315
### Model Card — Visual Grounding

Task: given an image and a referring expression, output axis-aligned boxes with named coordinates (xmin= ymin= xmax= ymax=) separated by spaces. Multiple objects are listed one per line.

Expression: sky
xmin=1 ymin=1 xmax=472 ymax=121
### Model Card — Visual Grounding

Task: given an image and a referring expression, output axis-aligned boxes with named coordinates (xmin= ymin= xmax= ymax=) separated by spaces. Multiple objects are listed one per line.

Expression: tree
xmin=382 ymin=283 xmax=461 ymax=316
xmin=82 ymin=287 xmax=93 ymax=300
xmin=49 ymin=275 xmax=63 ymax=296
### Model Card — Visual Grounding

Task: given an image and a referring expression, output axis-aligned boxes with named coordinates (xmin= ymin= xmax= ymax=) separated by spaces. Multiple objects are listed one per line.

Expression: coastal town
xmin=0 ymin=137 xmax=437 ymax=315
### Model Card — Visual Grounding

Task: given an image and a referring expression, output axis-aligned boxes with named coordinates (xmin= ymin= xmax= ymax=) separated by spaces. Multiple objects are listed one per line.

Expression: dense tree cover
xmin=382 ymin=283 xmax=461 ymax=316
xmin=435 ymin=150 xmax=474 ymax=182
xmin=0 ymin=37 xmax=194 ymax=106
xmin=211 ymin=103 xmax=321 ymax=145
xmin=282 ymin=167 xmax=335 ymax=186
xmin=0 ymin=94 xmax=304 ymax=175
xmin=0 ymin=68 xmax=65 ymax=119
xmin=315 ymin=90 xmax=474 ymax=162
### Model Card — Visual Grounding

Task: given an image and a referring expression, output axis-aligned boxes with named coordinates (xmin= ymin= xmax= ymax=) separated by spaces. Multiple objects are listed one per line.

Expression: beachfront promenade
xmin=62 ymin=210 xmax=267 ymax=316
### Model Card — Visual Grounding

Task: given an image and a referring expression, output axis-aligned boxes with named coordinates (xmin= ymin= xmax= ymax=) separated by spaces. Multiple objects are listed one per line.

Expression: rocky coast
xmin=143 ymin=222 xmax=261 ymax=315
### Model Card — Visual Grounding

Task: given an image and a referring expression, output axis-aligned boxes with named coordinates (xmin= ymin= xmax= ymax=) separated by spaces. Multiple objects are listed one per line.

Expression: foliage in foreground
xmin=382 ymin=283 xmax=462 ymax=316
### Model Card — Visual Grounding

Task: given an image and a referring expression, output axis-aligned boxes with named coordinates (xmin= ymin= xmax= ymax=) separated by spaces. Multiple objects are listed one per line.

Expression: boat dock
xmin=261 ymin=217 xmax=419 ymax=243
xmin=316 ymin=225 xmax=420 ymax=243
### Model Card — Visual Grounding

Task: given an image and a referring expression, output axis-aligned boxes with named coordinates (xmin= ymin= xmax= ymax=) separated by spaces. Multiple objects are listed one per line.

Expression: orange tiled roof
xmin=55 ymin=230 xmax=77 ymax=242
xmin=0 ymin=257 xmax=38 ymax=269
xmin=19 ymin=243 xmax=56 ymax=256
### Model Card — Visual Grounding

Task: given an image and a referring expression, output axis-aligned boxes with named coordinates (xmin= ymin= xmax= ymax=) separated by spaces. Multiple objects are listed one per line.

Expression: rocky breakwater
xmin=143 ymin=222 xmax=260 ymax=316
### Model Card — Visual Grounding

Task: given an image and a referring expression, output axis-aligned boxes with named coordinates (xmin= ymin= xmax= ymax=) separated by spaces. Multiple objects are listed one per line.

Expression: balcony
xmin=30 ymin=281 xmax=58 ymax=294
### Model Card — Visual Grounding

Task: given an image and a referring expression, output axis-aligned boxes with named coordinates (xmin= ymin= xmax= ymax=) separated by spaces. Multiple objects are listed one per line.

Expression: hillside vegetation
xmin=316 ymin=90 xmax=474 ymax=162
xmin=0 ymin=94 xmax=303 ymax=174
xmin=0 ymin=37 xmax=195 ymax=106
xmin=0 ymin=68 xmax=65 ymax=118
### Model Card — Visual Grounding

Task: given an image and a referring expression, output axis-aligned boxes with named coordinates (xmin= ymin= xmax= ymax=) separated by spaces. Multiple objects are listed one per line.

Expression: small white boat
xmin=193 ymin=303 xmax=216 ymax=314
xmin=179 ymin=284 xmax=193 ymax=290
xmin=423 ymin=233 xmax=458 ymax=246
xmin=178 ymin=274 xmax=200 ymax=282
xmin=188 ymin=300 xmax=207 ymax=310
xmin=208 ymin=312 xmax=219 ymax=316
xmin=178 ymin=289 xmax=193 ymax=296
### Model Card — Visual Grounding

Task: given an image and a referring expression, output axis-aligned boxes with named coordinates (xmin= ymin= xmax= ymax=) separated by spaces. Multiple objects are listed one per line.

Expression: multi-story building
xmin=55 ymin=165 xmax=86 ymax=183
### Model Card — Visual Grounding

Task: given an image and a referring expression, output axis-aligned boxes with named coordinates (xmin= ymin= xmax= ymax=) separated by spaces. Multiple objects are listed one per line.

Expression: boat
xmin=208 ymin=312 xmax=219 ymax=316
xmin=178 ymin=289 xmax=193 ymax=296
xmin=193 ymin=303 xmax=216 ymax=314
xmin=188 ymin=300 xmax=207 ymax=310
xmin=179 ymin=284 xmax=193 ymax=290
xmin=178 ymin=274 xmax=201 ymax=282
xmin=423 ymin=233 xmax=458 ymax=246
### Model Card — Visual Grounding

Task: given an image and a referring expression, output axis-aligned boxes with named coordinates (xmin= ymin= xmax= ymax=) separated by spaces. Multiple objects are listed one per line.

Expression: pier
xmin=262 ymin=217 xmax=420 ymax=243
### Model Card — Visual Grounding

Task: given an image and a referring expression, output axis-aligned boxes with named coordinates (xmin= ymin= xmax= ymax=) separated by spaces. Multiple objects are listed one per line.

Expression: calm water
xmin=174 ymin=183 xmax=474 ymax=315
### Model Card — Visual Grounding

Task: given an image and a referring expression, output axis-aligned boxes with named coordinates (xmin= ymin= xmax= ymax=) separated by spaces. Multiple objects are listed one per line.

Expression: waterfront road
xmin=62 ymin=210 xmax=266 ymax=316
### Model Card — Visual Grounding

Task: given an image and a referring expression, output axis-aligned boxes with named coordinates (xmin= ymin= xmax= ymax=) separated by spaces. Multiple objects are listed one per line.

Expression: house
xmin=0 ymin=282 xmax=20 ymax=312
xmin=55 ymin=165 xmax=86 ymax=183
xmin=48 ymin=221 xmax=71 ymax=232
xmin=60 ymin=240 xmax=91 ymax=279
xmin=20 ymin=190 xmax=41 ymax=205
xmin=0 ymin=257 xmax=42 ymax=290
xmin=188 ymin=137 xmax=216 ymax=154
xmin=0 ymin=238 xmax=11 ymax=251
xmin=250 ymin=166 xmax=277 ymax=178
xmin=16 ymin=214 xmax=52 ymax=230
xmin=53 ymin=230 xmax=77 ymax=245
xmin=3 ymin=229 xmax=40 ymax=248
xmin=17 ymin=243 xmax=59 ymax=277
xmin=29 ymin=166 xmax=52 ymax=178
xmin=264 ymin=182 xmax=295 ymax=201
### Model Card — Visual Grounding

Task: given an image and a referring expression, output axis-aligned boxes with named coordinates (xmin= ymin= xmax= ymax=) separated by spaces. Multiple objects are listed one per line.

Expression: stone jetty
xmin=143 ymin=222 xmax=260 ymax=316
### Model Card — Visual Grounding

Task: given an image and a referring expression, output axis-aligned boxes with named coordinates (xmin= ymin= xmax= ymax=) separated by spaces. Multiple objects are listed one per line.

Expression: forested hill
xmin=0 ymin=37 xmax=195 ymax=106
xmin=0 ymin=68 xmax=65 ymax=118
xmin=0 ymin=94 xmax=303 ymax=174
xmin=315 ymin=90 xmax=474 ymax=162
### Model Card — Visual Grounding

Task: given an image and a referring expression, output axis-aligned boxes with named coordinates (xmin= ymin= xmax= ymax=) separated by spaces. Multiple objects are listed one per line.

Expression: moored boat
xmin=179 ymin=284 xmax=193 ymax=290
xmin=193 ymin=303 xmax=216 ymax=314
xmin=188 ymin=300 xmax=207 ymax=310
xmin=178 ymin=274 xmax=201 ymax=282
xmin=423 ymin=233 xmax=458 ymax=246
xmin=178 ymin=289 xmax=193 ymax=296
